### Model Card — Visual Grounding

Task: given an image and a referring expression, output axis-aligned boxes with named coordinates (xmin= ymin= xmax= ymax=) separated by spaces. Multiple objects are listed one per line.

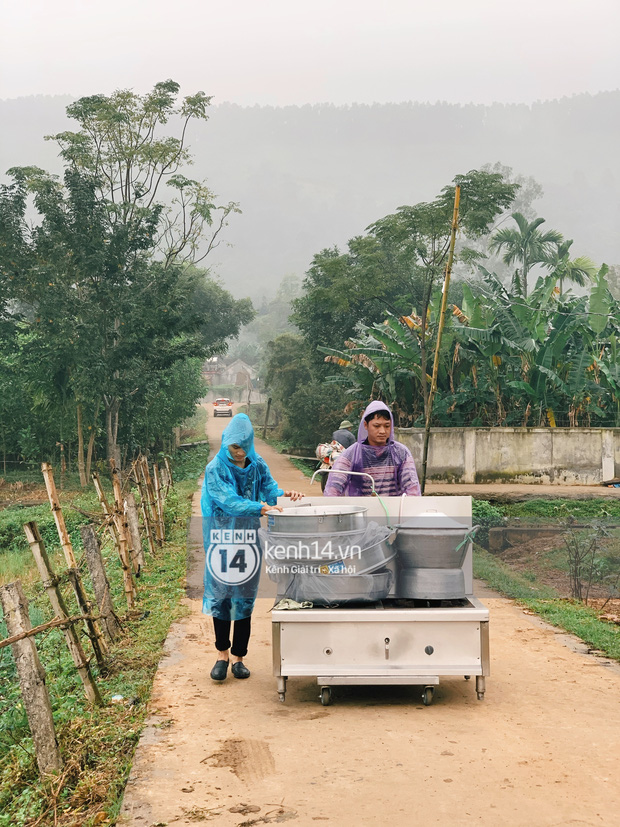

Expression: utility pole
xmin=420 ymin=185 xmax=461 ymax=493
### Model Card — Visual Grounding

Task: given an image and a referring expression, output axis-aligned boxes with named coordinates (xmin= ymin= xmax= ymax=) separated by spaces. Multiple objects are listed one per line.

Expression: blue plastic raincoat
xmin=201 ymin=414 xmax=283 ymax=620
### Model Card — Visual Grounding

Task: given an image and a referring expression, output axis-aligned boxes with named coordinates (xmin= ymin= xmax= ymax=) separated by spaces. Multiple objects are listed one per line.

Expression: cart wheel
xmin=320 ymin=687 xmax=332 ymax=706
xmin=278 ymin=692 xmax=286 ymax=703
xmin=464 ymin=675 xmax=471 ymax=681
xmin=477 ymin=692 xmax=485 ymax=701
xmin=422 ymin=687 xmax=434 ymax=706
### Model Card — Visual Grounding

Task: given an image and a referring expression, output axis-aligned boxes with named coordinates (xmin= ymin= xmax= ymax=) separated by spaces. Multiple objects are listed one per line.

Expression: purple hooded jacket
xmin=324 ymin=401 xmax=421 ymax=497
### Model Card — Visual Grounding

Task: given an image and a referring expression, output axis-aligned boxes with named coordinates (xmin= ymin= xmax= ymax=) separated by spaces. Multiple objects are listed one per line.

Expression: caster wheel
xmin=320 ymin=687 xmax=332 ymax=706
xmin=422 ymin=687 xmax=434 ymax=706
xmin=464 ymin=675 xmax=471 ymax=681
xmin=278 ymin=692 xmax=286 ymax=703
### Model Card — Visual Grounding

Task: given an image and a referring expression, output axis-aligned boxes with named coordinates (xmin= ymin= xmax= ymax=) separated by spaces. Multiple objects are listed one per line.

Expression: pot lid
xmin=267 ymin=505 xmax=367 ymax=517
xmin=398 ymin=511 xmax=469 ymax=531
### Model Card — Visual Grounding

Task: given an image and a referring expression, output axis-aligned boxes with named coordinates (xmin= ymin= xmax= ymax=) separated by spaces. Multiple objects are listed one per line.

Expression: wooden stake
xmin=22 ymin=523 xmax=103 ymax=706
xmin=262 ymin=396 xmax=272 ymax=439
xmin=137 ymin=473 xmax=157 ymax=557
xmin=163 ymin=456 xmax=173 ymax=490
xmin=140 ymin=458 xmax=163 ymax=546
xmin=80 ymin=524 xmax=122 ymax=641
xmin=41 ymin=462 xmax=77 ymax=568
xmin=125 ymin=492 xmax=145 ymax=569
xmin=0 ymin=581 xmax=63 ymax=777
xmin=92 ymin=472 xmax=136 ymax=608
xmin=41 ymin=462 xmax=108 ymax=665
xmin=0 ymin=612 xmax=100 ymax=650
xmin=110 ymin=460 xmax=139 ymax=575
xmin=152 ymin=463 xmax=165 ymax=542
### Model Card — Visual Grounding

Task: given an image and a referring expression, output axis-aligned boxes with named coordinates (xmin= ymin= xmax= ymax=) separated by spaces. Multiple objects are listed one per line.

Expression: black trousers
xmin=213 ymin=616 xmax=252 ymax=657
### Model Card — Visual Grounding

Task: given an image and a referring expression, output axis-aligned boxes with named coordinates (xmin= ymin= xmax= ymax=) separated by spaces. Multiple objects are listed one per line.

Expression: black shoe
xmin=210 ymin=659 xmax=229 ymax=681
xmin=231 ymin=662 xmax=251 ymax=679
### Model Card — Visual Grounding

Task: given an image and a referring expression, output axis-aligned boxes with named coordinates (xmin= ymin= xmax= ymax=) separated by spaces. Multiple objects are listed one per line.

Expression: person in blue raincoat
xmin=202 ymin=413 xmax=303 ymax=682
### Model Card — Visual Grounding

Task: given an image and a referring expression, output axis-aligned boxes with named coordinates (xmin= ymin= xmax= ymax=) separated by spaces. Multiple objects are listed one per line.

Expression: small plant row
xmin=0 ymin=456 xmax=173 ymax=782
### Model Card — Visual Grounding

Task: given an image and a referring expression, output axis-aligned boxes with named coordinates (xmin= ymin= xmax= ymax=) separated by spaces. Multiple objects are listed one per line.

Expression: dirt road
xmin=119 ymin=409 xmax=620 ymax=827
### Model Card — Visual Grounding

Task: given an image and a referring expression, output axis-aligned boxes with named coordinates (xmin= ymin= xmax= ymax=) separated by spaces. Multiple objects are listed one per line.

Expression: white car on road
xmin=213 ymin=397 xmax=233 ymax=417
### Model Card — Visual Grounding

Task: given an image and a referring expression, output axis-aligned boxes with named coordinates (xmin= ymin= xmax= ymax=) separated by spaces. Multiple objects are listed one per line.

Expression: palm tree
xmin=490 ymin=212 xmax=563 ymax=298
xmin=542 ymin=239 xmax=597 ymax=294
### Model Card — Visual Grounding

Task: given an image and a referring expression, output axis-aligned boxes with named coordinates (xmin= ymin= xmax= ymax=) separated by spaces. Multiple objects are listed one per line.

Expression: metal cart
xmin=271 ymin=495 xmax=490 ymax=705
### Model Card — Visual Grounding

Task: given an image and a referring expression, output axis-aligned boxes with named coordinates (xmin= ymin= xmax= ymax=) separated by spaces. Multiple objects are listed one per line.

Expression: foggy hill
xmin=1 ymin=92 xmax=618 ymax=299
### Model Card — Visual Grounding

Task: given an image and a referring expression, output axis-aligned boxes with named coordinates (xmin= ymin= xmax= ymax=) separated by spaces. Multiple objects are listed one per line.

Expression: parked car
xmin=213 ymin=397 xmax=233 ymax=417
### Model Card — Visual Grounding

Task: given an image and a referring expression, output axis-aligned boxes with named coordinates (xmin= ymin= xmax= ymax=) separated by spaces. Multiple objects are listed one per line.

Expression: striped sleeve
xmin=396 ymin=445 xmax=421 ymax=496
xmin=323 ymin=449 xmax=354 ymax=496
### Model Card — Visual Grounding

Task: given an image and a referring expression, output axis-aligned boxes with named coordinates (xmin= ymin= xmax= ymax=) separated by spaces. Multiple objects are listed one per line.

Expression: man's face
xmin=364 ymin=415 xmax=391 ymax=446
xmin=228 ymin=443 xmax=247 ymax=465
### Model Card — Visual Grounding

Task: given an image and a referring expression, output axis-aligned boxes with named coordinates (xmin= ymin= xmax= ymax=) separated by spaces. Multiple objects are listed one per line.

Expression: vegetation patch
xmin=501 ymin=497 xmax=620 ymax=525
xmin=474 ymin=539 xmax=620 ymax=662
xmin=0 ymin=449 xmax=205 ymax=827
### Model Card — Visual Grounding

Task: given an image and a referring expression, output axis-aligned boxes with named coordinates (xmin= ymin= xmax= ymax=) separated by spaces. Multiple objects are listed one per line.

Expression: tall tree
xmin=1 ymin=82 xmax=252 ymax=471
xmin=489 ymin=212 xmax=562 ymax=298
xmin=43 ymin=81 xmax=240 ymax=463
xmin=364 ymin=169 xmax=518 ymax=416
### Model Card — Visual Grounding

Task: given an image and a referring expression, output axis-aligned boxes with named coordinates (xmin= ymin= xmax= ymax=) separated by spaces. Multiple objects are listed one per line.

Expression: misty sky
xmin=1 ymin=0 xmax=619 ymax=104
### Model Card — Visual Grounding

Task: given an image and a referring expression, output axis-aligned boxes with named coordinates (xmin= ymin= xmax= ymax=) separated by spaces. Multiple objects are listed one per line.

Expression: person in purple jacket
xmin=324 ymin=401 xmax=421 ymax=497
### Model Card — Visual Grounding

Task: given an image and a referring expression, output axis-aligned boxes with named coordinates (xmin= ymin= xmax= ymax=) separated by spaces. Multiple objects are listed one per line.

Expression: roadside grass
xmin=289 ymin=457 xmax=315 ymax=478
xmin=179 ymin=404 xmax=208 ymax=443
xmin=474 ymin=545 xmax=620 ymax=662
xmin=0 ymin=450 xmax=205 ymax=827
xmin=501 ymin=498 xmax=620 ymax=525
xmin=0 ymin=490 xmax=108 ymax=588
xmin=169 ymin=443 xmax=210 ymax=482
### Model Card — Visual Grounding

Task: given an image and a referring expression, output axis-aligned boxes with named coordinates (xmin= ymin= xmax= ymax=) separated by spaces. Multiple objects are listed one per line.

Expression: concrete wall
xmin=396 ymin=427 xmax=620 ymax=485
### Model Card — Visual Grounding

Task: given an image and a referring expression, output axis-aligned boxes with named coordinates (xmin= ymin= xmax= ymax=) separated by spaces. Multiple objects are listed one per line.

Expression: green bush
xmin=169 ymin=443 xmax=210 ymax=482
xmin=472 ymin=499 xmax=505 ymax=548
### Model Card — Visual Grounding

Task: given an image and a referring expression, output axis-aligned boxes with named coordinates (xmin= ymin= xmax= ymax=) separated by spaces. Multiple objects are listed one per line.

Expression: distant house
xmin=219 ymin=359 xmax=258 ymax=387
xmin=202 ymin=356 xmax=223 ymax=380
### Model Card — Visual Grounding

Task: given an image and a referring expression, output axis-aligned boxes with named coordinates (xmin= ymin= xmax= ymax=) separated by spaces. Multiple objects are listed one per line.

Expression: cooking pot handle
xmin=454 ymin=525 xmax=480 ymax=553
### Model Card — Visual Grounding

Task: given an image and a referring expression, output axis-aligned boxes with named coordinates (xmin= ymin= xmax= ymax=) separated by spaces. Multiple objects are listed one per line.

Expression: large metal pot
xmin=399 ymin=567 xmax=465 ymax=600
xmin=276 ymin=569 xmax=393 ymax=606
xmin=261 ymin=525 xmax=394 ymax=575
xmin=261 ymin=527 xmax=367 ymax=562
xmin=394 ymin=512 xmax=477 ymax=569
xmin=267 ymin=505 xmax=367 ymax=534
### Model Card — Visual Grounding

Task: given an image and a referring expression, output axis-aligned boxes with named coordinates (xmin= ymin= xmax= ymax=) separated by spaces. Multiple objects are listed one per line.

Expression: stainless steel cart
xmin=271 ymin=495 xmax=490 ymax=705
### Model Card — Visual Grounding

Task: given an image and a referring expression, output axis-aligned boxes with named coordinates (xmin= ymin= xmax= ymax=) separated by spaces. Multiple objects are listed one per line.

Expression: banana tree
xmin=453 ymin=268 xmax=620 ymax=426
xmin=320 ymin=309 xmax=439 ymax=425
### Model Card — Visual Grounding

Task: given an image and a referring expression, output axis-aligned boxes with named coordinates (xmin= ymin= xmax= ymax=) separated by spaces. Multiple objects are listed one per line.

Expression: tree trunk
xmin=105 ymin=396 xmax=122 ymax=467
xmin=0 ymin=581 xmax=63 ymax=777
xmin=125 ymin=492 xmax=145 ymax=570
xmin=76 ymin=404 xmax=87 ymax=487
xmin=419 ymin=276 xmax=435 ymax=421
xmin=86 ymin=400 xmax=100 ymax=481
xmin=80 ymin=524 xmax=122 ymax=641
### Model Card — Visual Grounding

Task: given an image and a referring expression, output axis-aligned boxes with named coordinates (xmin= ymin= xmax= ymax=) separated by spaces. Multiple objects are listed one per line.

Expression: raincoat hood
xmin=357 ymin=401 xmax=395 ymax=443
xmin=217 ymin=413 xmax=258 ymax=466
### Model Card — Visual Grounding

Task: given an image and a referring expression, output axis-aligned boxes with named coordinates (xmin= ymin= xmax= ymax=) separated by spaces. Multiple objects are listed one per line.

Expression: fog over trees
xmin=1 ymin=91 xmax=618 ymax=299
